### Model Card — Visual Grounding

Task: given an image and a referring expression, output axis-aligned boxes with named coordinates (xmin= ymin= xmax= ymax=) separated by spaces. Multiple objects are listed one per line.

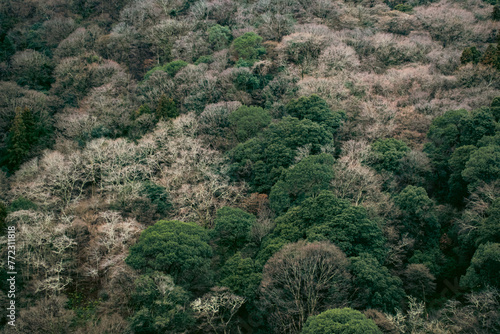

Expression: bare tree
xmin=191 ymin=286 xmax=245 ymax=334
xmin=260 ymin=240 xmax=353 ymax=333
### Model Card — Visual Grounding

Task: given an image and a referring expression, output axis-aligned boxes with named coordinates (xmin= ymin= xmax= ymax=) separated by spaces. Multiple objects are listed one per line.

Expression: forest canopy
xmin=0 ymin=0 xmax=499 ymax=333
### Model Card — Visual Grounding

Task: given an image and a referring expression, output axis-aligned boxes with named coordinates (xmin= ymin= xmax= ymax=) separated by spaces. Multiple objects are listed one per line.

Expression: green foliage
xmin=448 ymin=145 xmax=477 ymax=204
xmin=234 ymin=70 xmax=263 ymax=92
xmin=0 ymin=34 xmax=15 ymax=62
xmin=228 ymin=105 xmax=271 ymax=142
xmin=491 ymin=96 xmax=500 ymax=121
xmin=494 ymin=5 xmax=500 ymax=20
xmin=67 ymin=291 xmax=101 ymax=326
xmin=476 ymin=198 xmax=500 ymax=245
xmin=194 ymin=55 xmax=213 ymax=65
xmin=255 ymin=236 xmax=289 ymax=266
xmin=394 ymin=186 xmax=439 ymax=246
xmin=213 ymin=206 xmax=256 ymax=253
xmin=351 ymin=254 xmax=405 ymax=312
xmin=140 ymin=181 xmax=172 ymax=217
xmin=270 ymin=191 xmax=386 ymax=261
xmin=369 ymin=138 xmax=410 ymax=173
xmin=461 ymin=47 xmax=481 ymax=65
xmin=408 ymin=247 xmax=452 ymax=279
xmin=163 ymin=60 xmax=188 ymax=76
xmin=13 ymin=50 xmax=54 ymax=90
xmin=144 ymin=60 xmax=188 ymax=80
xmin=426 ymin=109 xmax=469 ymax=156
xmin=155 ymin=95 xmax=178 ymax=120
xmin=462 ymin=144 xmax=500 ymax=191
xmin=8 ymin=197 xmax=38 ymax=212
xmin=459 ymin=107 xmax=496 ymax=147
xmin=231 ymin=32 xmax=265 ymax=61
xmin=129 ymin=272 xmax=193 ymax=334
xmin=126 ymin=220 xmax=212 ymax=284
xmin=285 ymin=95 xmax=345 ymax=134
xmin=229 ymin=117 xmax=333 ymax=193
xmin=461 ymin=242 xmax=500 ymax=289
xmin=208 ymin=25 xmax=232 ymax=51
xmin=5 ymin=107 xmax=30 ymax=170
xmin=0 ymin=202 xmax=7 ymax=234
xmin=394 ymin=4 xmax=413 ymax=12
xmin=301 ymin=308 xmax=382 ymax=334
xmin=424 ymin=109 xmax=471 ymax=202
xmin=219 ymin=252 xmax=262 ymax=300
xmin=269 ymin=153 xmax=335 ymax=215
xmin=132 ymin=104 xmax=152 ymax=120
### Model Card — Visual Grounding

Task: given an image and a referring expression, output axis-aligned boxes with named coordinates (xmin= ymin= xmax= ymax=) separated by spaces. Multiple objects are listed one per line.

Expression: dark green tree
xmin=126 ymin=220 xmax=212 ymax=285
xmin=139 ymin=181 xmax=172 ymax=217
xmin=163 ymin=60 xmax=188 ymax=77
xmin=155 ymin=95 xmax=178 ymax=120
xmin=129 ymin=272 xmax=194 ymax=334
xmin=301 ymin=308 xmax=382 ymax=334
xmin=394 ymin=186 xmax=440 ymax=247
xmin=270 ymin=191 xmax=386 ymax=261
xmin=462 ymin=145 xmax=500 ymax=191
xmin=229 ymin=117 xmax=333 ymax=192
xmin=0 ymin=201 xmax=7 ymax=235
xmin=369 ymin=138 xmax=410 ymax=173
xmin=213 ymin=207 xmax=256 ymax=254
xmin=5 ymin=107 xmax=29 ymax=170
xmin=219 ymin=252 xmax=262 ymax=300
xmin=493 ymin=5 xmax=500 ymax=21
xmin=460 ymin=46 xmax=481 ymax=64
xmin=351 ymin=254 xmax=405 ymax=312
xmin=476 ymin=198 xmax=500 ymax=245
xmin=21 ymin=107 xmax=36 ymax=145
xmin=424 ymin=109 xmax=469 ymax=201
xmin=459 ymin=107 xmax=496 ymax=147
xmin=461 ymin=242 xmax=500 ymax=289
xmin=269 ymin=153 xmax=334 ymax=215
xmin=231 ymin=32 xmax=265 ymax=61
xmin=447 ymin=145 xmax=477 ymax=205
xmin=491 ymin=96 xmax=500 ymax=121
xmin=228 ymin=105 xmax=271 ymax=142
xmin=8 ymin=197 xmax=38 ymax=212
xmin=208 ymin=25 xmax=232 ymax=51
xmin=285 ymin=95 xmax=345 ymax=134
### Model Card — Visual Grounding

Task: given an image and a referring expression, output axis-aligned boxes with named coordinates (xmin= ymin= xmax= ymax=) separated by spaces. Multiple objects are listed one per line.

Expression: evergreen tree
xmin=6 ymin=107 xmax=29 ymax=170
xmin=493 ymin=5 xmax=500 ymax=21
xmin=155 ymin=95 xmax=178 ymax=120
xmin=302 ymin=308 xmax=381 ymax=334
xmin=0 ymin=201 xmax=7 ymax=235
xmin=21 ymin=107 xmax=36 ymax=145
xmin=460 ymin=47 xmax=481 ymax=64
xmin=491 ymin=96 xmax=500 ymax=121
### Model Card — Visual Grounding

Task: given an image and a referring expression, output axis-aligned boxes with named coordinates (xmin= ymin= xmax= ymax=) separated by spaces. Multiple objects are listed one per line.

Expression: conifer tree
xmin=6 ymin=107 xmax=29 ymax=170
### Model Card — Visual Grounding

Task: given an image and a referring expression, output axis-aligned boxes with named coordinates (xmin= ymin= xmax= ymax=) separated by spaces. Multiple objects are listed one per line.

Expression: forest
xmin=0 ymin=0 xmax=499 ymax=332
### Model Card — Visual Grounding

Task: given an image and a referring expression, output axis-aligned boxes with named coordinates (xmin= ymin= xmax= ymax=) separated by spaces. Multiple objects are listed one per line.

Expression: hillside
xmin=0 ymin=0 xmax=499 ymax=333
